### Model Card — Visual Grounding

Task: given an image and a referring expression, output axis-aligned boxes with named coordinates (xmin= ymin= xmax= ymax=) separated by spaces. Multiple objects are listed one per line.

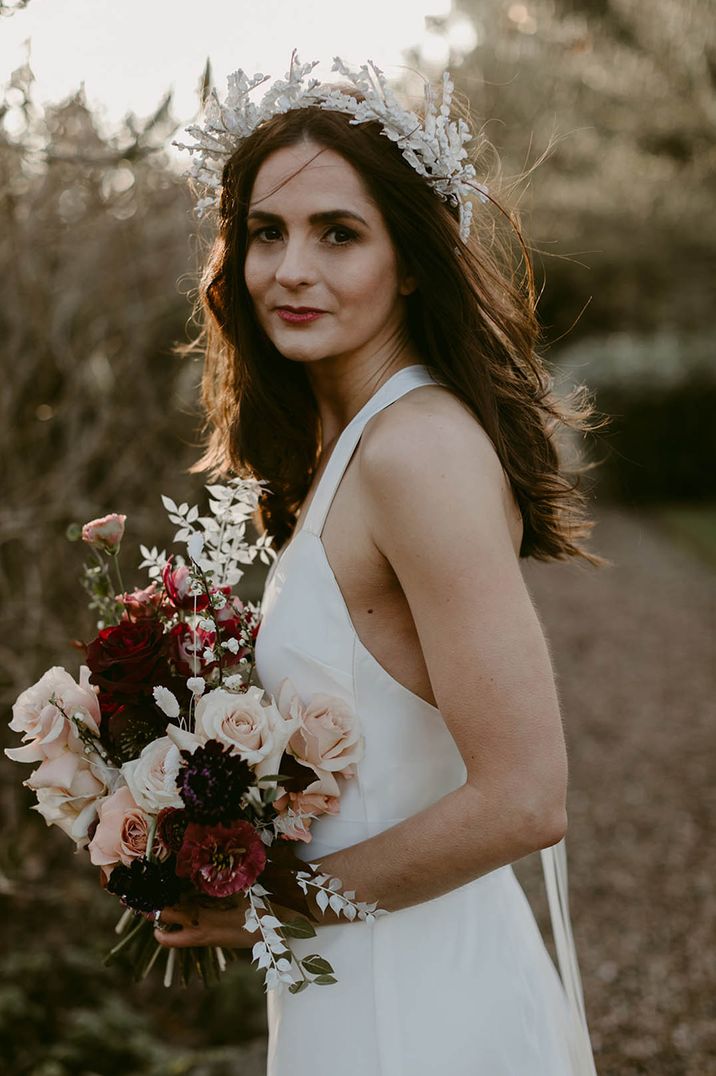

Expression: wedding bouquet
xmin=5 ymin=478 xmax=386 ymax=993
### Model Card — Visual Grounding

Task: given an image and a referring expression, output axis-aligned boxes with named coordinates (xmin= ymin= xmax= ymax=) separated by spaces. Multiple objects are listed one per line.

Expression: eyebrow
xmin=246 ymin=208 xmax=369 ymax=227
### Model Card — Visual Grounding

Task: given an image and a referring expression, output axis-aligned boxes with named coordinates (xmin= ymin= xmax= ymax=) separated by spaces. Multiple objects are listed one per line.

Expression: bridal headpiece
xmin=172 ymin=50 xmax=489 ymax=244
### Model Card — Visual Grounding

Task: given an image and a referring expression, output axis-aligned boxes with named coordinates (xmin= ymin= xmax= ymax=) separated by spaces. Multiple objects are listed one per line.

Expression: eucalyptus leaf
xmin=300 ymin=954 xmax=333 ymax=976
xmin=279 ymin=916 xmax=317 ymax=939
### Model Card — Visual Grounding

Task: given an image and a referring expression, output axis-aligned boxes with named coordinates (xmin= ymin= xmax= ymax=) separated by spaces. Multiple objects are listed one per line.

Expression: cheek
xmin=243 ymin=250 xmax=269 ymax=304
xmin=335 ymin=246 xmax=400 ymax=311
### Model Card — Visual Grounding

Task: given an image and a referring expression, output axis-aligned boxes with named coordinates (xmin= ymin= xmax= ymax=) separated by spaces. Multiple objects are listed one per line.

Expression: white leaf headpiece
xmin=172 ymin=50 xmax=489 ymax=243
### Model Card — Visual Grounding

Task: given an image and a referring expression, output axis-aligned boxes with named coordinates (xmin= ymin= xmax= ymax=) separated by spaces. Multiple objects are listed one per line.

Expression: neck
xmin=305 ymin=328 xmax=424 ymax=449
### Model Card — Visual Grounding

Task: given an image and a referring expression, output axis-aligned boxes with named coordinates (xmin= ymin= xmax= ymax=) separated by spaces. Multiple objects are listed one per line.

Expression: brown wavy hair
xmin=178 ymin=86 xmax=609 ymax=567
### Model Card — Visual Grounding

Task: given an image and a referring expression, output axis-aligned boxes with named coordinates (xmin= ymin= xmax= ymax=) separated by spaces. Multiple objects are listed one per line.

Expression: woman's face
xmin=243 ymin=138 xmax=415 ymax=368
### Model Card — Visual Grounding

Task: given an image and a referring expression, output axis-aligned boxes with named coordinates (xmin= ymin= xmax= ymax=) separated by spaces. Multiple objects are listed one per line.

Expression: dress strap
xmin=541 ymin=839 xmax=599 ymax=1073
xmin=301 ymin=364 xmax=443 ymax=539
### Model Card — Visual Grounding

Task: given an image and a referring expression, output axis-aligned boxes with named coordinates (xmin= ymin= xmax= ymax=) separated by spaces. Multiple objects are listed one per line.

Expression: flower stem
xmin=104 ymin=915 xmax=148 ymax=963
xmin=110 ymin=552 xmax=125 ymax=596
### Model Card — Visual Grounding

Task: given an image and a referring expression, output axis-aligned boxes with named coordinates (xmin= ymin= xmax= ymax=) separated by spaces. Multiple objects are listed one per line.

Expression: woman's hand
xmin=150 ymin=894 xmax=258 ymax=950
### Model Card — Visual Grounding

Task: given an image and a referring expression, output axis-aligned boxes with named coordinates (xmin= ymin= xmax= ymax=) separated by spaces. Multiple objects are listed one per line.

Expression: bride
xmin=155 ymin=53 xmax=604 ymax=1074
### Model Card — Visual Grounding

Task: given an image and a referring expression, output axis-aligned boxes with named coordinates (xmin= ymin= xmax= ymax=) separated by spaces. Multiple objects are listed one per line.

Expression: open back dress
xmin=254 ymin=363 xmax=598 ymax=1075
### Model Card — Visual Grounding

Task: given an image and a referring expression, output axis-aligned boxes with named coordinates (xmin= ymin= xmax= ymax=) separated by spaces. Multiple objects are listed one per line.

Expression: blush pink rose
xmin=88 ymin=784 xmax=164 ymax=880
xmin=276 ymin=679 xmax=364 ymax=780
xmin=167 ymin=685 xmax=301 ymax=781
xmin=25 ymin=749 xmax=110 ymax=848
xmin=5 ymin=665 xmax=100 ymax=765
xmin=81 ymin=513 xmax=127 ymax=554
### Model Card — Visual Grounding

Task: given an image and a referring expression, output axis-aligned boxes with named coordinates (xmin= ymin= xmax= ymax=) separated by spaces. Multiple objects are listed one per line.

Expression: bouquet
xmin=5 ymin=478 xmax=387 ymax=993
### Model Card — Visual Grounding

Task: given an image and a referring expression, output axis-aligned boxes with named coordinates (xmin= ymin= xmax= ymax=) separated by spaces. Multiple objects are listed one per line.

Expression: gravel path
xmin=223 ymin=504 xmax=716 ymax=1076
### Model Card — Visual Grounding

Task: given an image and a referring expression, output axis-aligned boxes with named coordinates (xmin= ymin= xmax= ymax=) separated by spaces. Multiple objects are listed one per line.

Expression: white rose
xmin=121 ymin=736 xmax=183 ymax=813
xmin=188 ymin=685 xmax=302 ymax=779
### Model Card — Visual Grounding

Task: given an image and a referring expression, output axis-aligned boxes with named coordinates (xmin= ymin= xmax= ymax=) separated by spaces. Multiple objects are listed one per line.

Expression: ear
xmin=399 ymin=272 xmax=418 ymax=297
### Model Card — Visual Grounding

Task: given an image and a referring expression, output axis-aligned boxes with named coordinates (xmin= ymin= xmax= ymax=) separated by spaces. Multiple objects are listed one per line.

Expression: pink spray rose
xmin=273 ymin=781 xmax=341 ymax=843
xmin=118 ymin=581 xmax=164 ymax=621
xmin=81 ymin=513 xmax=127 ymax=554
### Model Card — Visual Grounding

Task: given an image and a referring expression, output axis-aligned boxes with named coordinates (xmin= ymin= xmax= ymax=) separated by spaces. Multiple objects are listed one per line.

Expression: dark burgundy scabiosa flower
xmin=156 ymin=806 xmax=190 ymax=854
xmin=175 ymin=820 xmax=267 ymax=898
xmin=101 ymin=699 xmax=169 ymax=764
xmin=176 ymin=739 xmax=254 ymax=824
xmin=105 ymin=855 xmax=186 ymax=912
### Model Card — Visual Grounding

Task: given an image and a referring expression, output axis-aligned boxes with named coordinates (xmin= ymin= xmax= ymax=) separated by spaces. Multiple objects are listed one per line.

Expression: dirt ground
xmin=517 ymin=503 xmax=716 ymax=1075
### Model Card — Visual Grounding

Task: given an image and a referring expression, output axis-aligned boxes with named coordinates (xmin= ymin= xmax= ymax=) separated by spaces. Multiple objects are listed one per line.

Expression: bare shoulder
xmin=358 ymin=382 xmax=523 ymax=555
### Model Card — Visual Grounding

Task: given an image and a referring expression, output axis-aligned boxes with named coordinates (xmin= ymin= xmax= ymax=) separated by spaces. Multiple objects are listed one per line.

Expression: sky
xmin=0 ymin=0 xmax=478 ymax=141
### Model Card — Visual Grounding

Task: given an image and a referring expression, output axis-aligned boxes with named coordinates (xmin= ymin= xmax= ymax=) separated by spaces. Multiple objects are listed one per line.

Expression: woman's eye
xmin=249 ymin=225 xmax=357 ymax=245
xmin=253 ymin=226 xmax=282 ymax=242
xmin=325 ymin=226 xmax=357 ymax=246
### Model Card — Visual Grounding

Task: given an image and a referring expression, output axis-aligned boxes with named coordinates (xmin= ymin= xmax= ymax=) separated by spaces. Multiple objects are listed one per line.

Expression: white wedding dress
xmin=254 ymin=364 xmax=598 ymax=1075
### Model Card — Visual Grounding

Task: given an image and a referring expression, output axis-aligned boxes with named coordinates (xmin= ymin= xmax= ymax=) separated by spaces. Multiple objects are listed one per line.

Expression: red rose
xmin=86 ymin=618 xmax=170 ymax=701
xmin=175 ymin=820 xmax=267 ymax=897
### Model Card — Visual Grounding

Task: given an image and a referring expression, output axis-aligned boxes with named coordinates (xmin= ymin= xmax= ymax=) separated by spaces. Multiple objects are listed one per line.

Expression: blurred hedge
xmin=556 ymin=332 xmax=716 ymax=503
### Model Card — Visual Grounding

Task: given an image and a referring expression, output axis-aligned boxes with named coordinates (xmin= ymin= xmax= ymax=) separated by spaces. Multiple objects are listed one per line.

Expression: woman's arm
xmin=301 ymin=388 xmax=569 ymax=924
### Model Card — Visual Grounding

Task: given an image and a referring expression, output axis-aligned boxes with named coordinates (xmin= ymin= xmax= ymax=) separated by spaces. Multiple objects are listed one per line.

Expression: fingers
xmin=150 ymin=903 xmax=203 ymax=947
xmin=153 ymin=923 xmax=203 ymax=948
xmin=158 ymin=904 xmax=200 ymax=927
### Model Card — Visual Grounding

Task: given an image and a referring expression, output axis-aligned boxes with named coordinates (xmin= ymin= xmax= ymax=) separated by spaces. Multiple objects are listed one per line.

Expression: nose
xmin=273 ymin=235 xmax=318 ymax=290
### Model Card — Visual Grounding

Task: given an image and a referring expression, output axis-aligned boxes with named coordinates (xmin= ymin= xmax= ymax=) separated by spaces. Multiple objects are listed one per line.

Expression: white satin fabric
xmin=254 ymin=365 xmax=598 ymax=1075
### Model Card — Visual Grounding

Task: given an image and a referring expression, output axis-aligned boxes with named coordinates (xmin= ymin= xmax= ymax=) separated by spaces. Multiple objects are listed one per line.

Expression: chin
xmin=269 ymin=335 xmax=335 ymax=364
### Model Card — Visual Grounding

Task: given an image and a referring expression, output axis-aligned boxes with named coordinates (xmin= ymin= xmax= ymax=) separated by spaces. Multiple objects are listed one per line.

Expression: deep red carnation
xmin=175 ymin=820 xmax=267 ymax=897
xmin=85 ymin=617 xmax=170 ymax=701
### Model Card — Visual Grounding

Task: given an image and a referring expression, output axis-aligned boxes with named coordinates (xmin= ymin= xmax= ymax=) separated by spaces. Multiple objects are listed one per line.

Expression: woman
xmin=156 ymin=55 xmax=604 ymax=1074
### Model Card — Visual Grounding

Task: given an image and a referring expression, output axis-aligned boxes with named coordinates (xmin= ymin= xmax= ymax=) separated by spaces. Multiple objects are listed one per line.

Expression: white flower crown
xmin=172 ymin=50 xmax=489 ymax=244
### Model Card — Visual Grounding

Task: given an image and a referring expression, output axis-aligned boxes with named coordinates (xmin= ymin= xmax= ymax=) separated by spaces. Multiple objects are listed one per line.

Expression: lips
xmin=276 ymin=306 xmax=327 ymax=324
xmin=277 ymin=306 xmax=326 ymax=314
